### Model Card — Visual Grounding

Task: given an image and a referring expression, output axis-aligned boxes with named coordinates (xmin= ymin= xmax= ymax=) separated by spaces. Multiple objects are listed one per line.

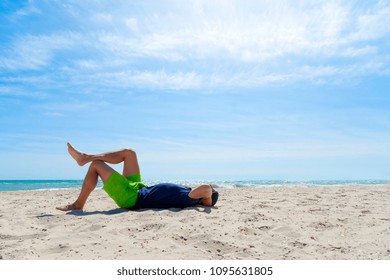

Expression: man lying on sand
xmin=57 ymin=143 xmax=218 ymax=211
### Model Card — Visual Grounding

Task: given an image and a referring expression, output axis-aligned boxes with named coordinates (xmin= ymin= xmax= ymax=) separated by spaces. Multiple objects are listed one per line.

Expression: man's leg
xmin=67 ymin=143 xmax=140 ymax=177
xmin=56 ymin=160 xmax=115 ymax=211
xmin=189 ymin=185 xmax=212 ymax=206
xmin=57 ymin=143 xmax=141 ymax=211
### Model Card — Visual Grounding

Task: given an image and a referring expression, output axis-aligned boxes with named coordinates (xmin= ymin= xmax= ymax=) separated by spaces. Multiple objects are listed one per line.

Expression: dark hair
xmin=211 ymin=188 xmax=219 ymax=206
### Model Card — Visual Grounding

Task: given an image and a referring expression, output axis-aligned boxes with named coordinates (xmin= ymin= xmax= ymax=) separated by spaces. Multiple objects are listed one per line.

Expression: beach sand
xmin=1 ymin=185 xmax=390 ymax=260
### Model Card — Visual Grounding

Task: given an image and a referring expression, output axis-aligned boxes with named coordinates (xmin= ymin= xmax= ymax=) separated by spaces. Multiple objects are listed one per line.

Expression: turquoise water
xmin=0 ymin=179 xmax=389 ymax=192
xmin=0 ymin=180 xmax=88 ymax=191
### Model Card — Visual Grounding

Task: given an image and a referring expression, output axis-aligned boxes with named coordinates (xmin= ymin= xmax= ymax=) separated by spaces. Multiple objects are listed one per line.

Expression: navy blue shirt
xmin=132 ymin=183 xmax=201 ymax=209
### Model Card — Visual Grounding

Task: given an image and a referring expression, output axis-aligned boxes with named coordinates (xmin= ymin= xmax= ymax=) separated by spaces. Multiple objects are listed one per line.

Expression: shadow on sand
xmin=63 ymin=205 xmax=217 ymax=216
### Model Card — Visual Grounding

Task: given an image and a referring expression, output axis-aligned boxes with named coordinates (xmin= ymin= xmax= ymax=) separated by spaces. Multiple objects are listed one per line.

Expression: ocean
xmin=0 ymin=179 xmax=389 ymax=192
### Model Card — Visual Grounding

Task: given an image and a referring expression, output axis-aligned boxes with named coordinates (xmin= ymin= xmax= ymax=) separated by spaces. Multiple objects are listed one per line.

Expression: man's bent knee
xmin=90 ymin=160 xmax=105 ymax=170
xmin=123 ymin=148 xmax=137 ymax=158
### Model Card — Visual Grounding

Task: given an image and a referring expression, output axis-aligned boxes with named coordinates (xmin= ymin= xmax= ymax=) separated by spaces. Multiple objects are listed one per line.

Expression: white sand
xmin=1 ymin=185 xmax=390 ymax=260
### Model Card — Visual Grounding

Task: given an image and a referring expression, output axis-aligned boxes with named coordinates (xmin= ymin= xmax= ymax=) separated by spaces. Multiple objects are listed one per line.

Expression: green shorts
xmin=103 ymin=172 xmax=147 ymax=208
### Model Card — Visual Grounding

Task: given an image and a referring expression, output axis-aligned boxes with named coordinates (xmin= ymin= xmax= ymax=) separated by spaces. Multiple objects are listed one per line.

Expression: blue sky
xmin=1 ymin=0 xmax=390 ymax=180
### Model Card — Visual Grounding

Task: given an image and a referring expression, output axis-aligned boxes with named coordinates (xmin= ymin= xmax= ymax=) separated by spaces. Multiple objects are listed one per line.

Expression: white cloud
xmin=125 ymin=18 xmax=139 ymax=33
xmin=0 ymin=84 xmax=49 ymax=98
xmin=35 ymin=100 xmax=108 ymax=115
xmin=91 ymin=13 xmax=113 ymax=23
xmin=88 ymin=0 xmax=389 ymax=63
xmin=11 ymin=0 xmax=41 ymax=19
xmin=77 ymin=70 xmax=202 ymax=90
xmin=85 ymin=0 xmax=390 ymax=88
xmin=139 ymin=134 xmax=390 ymax=165
xmin=129 ymin=70 xmax=202 ymax=90
xmin=2 ymin=0 xmax=390 ymax=89
xmin=0 ymin=33 xmax=80 ymax=71
xmin=350 ymin=1 xmax=390 ymax=41
xmin=342 ymin=46 xmax=378 ymax=57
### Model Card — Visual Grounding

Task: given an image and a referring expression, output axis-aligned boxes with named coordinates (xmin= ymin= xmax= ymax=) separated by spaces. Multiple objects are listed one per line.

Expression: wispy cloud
xmin=85 ymin=70 xmax=202 ymax=90
xmin=9 ymin=0 xmax=41 ymax=19
xmin=1 ymin=0 xmax=390 ymax=180
xmin=2 ymin=0 xmax=389 ymax=90
xmin=0 ymin=32 xmax=80 ymax=71
xmin=87 ymin=1 xmax=390 ymax=62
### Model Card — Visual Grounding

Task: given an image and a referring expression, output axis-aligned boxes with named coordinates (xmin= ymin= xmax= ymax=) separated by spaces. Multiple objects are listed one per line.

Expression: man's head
xmin=211 ymin=188 xmax=219 ymax=206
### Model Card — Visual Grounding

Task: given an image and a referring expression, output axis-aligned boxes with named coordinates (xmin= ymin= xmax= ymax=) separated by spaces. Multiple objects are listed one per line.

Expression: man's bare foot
xmin=67 ymin=143 xmax=89 ymax=166
xmin=56 ymin=203 xmax=83 ymax=212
